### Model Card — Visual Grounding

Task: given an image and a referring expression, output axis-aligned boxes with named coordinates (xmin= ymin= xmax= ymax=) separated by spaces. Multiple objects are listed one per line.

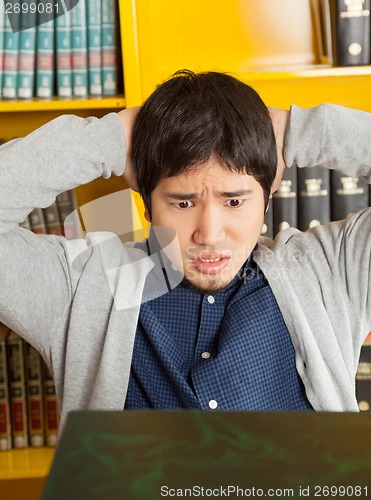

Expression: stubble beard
xmin=182 ymin=268 xmax=235 ymax=295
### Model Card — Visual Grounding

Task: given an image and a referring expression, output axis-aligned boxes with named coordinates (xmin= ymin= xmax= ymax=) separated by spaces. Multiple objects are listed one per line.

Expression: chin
xmin=184 ymin=273 xmax=234 ymax=295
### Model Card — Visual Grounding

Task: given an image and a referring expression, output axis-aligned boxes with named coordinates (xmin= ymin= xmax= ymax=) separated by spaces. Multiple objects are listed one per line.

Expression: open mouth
xmin=193 ymin=255 xmax=230 ymax=275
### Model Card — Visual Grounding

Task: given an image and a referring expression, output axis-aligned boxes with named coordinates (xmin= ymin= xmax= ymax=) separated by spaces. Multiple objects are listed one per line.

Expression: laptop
xmin=42 ymin=410 xmax=371 ymax=499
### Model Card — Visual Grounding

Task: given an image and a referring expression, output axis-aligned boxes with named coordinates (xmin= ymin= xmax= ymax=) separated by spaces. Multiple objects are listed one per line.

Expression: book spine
xmin=0 ymin=324 xmax=11 ymax=451
xmin=42 ymin=363 xmax=59 ymax=447
xmin=7 ymin=332 xmax=28 ymax=449
xmin=319 ymin=0 xmax=334 ymax=64
xmin=330 ymin=170 xmax=369 ymax=220
xmin=55 ymin=8 xmax=73 ymax=98
xmin=25 ymin=342 xmax=45 ymax=447
xmin=328 ymin=0 xmax=371 ymax=66
xmin=35 ymin=17 xmax=55 ymax=99
xmin=17 ymin=11 xmax=37 ymax=99
xmin=2 ymin=12 xmax=20 ymax=98
xmin=71 ymin=0 xmax=88 ymax=97
xmin=356 ymin=332 xmax=371 ymax=412
xmin=297 ymin=166 xmax=331 ymax=230
xmin=101 ymin=0 xmax=118 ymax=95
xmin=272 ymin=166 xmax=298 ymax=236
xmin=29 ymin=207 xmax=48 ymax=234
xmin=311 ymin=0 xmax=330 ymax=64
xmin=43 ymin=201 xmax=64 ymax=235
xmin=56 ymin=190 xmax=83 ymax=239
xmin=87 ymin=0 xmax=102 ymax=96
xmin=0 ymin=1 xmax=5 ymax=97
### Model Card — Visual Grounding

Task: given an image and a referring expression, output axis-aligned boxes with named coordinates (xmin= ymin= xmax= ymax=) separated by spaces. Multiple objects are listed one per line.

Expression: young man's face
xmin=146 ymin=158 xmax=266 ymax=294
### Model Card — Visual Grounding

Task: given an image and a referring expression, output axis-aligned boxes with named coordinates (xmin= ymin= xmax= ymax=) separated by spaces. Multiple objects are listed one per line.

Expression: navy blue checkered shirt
xmin=124 ymin=233 xmax=312 ymax=411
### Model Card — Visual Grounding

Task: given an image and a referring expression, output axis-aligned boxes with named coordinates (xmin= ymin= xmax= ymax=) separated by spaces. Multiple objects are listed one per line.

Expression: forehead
xmin=158 ymin=159 xmax=260 ymax=193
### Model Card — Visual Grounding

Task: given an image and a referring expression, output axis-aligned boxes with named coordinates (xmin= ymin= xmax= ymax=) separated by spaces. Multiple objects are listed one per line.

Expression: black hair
xmin=131 ymin=69 xmax=277 ymax=215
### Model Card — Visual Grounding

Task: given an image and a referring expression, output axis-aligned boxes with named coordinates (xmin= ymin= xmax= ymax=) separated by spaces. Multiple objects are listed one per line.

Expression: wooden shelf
xmin=0 ymin=96 xmax=126 ymax=113
xmin=0 ymin=448 xmax=54 ymax=481
xmin=151 ymin=64 xmax=371 ymax=86
xmin=237 ymin=65 xmax=371 ymax=112
xmin=236 ymin=64 xmax=371 ymax=81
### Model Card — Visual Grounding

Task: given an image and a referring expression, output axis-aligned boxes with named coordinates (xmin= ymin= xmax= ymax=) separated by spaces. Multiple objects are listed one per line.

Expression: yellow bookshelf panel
xmin=0 ymin=448 xmax=54 ymax=480
xmin=122 ymin=0 xmax=371 ymax=113
xmin=241 ymin=67 xmax=371 ymax=111
xmin=131 ymin=0 xmax=320 ymax=101
xmin=0 ymin=96 xmax=125 ymax=113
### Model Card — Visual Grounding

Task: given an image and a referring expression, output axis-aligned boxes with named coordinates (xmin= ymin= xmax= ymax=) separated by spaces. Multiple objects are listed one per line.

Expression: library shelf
xmin=0 ymin=447 xmax=54 ymax=481
xmin=0 ymin=96 xmax=126 ymax=113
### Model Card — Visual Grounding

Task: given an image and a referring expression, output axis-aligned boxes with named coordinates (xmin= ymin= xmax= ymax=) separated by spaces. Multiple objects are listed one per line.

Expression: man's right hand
xmin=118 ymin=106 xmax=140 ymax=192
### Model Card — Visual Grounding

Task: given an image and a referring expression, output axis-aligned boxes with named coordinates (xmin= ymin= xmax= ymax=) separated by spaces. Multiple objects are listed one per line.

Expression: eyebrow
xmin=165 ymin=189 xmax=253 ymax=200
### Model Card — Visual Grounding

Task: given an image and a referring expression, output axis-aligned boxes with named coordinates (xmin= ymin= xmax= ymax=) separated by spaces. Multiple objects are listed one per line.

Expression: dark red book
xmin=7 ymin=331 xmax=28 ymax=449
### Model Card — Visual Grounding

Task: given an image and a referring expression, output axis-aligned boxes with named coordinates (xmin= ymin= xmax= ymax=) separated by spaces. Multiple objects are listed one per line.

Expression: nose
xmin=192 ymin=206 xmax=225 ymax=246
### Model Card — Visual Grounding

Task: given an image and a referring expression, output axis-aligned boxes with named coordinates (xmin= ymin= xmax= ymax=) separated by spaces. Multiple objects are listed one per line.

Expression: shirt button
xmin=207 ymin=295 xmax=215 ymax=304
xmin=209 ymin=399 xmax=218 ymax=410
xmin=201 ymin=352 xmax=210 ymax=359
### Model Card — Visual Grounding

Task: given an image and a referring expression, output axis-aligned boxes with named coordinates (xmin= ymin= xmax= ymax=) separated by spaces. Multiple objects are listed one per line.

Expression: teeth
xmin=200 ymin=258 xmax=223 ymax=263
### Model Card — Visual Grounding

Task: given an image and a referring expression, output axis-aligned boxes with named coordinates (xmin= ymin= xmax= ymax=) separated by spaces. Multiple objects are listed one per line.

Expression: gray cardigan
xmin=0 ymin=104 xmax=370 ymax=430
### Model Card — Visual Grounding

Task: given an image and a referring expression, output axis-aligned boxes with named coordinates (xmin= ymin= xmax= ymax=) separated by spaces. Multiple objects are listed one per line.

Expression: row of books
xmin=21 ymin=189 xmax=82 ymax=238
xmin=0 ymin=323 xmax=59 ymax=450
xmin=0 ymin=0 xmax=119 ymax=100
xmin=262 ymin=166 xmax=371 ymax=238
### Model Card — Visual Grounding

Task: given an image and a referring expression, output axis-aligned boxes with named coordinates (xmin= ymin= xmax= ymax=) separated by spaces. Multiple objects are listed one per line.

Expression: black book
xmin=328 ymin=0 xmax=371 ymax=66
xmin=356 ymin=333 xmax=371 ymax=413
xmin=297 ymin=166 xmax=331 ymax=231
xmin=272 ymin=166 xmax=298 ymax=236
xmin=330 ymin=171 xmax=369 ymax=220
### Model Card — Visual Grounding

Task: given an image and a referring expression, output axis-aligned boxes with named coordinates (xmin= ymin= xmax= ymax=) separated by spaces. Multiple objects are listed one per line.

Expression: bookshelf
xmin=1 ymin=0 xmax=371 ymax=497
xmin=0 ymin=447 xmax=54 ymax=499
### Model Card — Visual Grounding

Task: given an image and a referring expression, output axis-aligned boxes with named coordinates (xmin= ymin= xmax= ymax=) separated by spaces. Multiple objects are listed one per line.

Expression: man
xmin=0 ymin=70 xmax=370 ymax=430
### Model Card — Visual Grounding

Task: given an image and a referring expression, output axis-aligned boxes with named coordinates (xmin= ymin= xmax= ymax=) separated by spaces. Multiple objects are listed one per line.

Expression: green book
xmin=35 ymin=17 xmax=55 ymax=99
xmin=42 ymin=410 xmax=371 ymax=499
xmin=71 ymin=0 xmax=88 ymax=97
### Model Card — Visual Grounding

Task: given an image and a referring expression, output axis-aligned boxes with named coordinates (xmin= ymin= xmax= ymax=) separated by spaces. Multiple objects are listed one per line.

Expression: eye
xmin=174 ymin=201 xmax=194 ymax=209
xmin=225 ymin=199 xmax=244 ymax=208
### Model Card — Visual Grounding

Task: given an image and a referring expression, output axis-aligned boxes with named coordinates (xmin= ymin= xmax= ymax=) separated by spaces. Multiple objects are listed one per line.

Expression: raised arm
xmin=0 ymin=113 xmax=128 ymax=233
xmin=0 ymin=110 xmax=135 ymax=351
xmin=269 ymin=103 xmax=371 ymax=345
xmin=270 ymin=103 xmax=371 ymax=185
